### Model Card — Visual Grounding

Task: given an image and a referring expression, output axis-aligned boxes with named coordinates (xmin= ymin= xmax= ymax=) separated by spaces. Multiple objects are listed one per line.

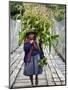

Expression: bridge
xmin=9 ymin=44 xmax=66 ymax=88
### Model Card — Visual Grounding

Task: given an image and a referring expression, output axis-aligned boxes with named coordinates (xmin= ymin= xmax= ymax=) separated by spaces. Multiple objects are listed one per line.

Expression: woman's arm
xmin=24 ymin=42 xmax=32 ymax=52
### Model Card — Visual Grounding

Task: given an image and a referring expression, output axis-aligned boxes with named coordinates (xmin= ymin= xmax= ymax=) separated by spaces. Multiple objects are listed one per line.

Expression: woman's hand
xmin=30 ymin=40 xmax=38 ymax=49
xmin=30 ymin=40 xmax=34 ymax=44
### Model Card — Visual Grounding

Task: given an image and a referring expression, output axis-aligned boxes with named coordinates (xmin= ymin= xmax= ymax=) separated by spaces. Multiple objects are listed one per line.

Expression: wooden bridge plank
xmin=10 ymin=45 xmax=65 ymax=88
xmin=45 ymin=48 xmax=65 ymax=85
xmin=44 ymin=65 xmax=55 ymax=86
xmin=13 ymin=64 xmax=48 ymax=88
xmin=10 ymin=57 xmax=21 ymax=75
xmin=10 ymin=54 xmax=20 ymax=66
xmin=43 ymin=48 xmax=64 ymax=85
xmin=10 ymin=60 xmax=23 ymax=88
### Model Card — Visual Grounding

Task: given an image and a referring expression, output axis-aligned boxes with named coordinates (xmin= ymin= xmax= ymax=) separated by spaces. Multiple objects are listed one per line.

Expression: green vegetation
xmin=10 ymin=2 xmax=25 ymax=19
xmin=38 ymin=57 xmax=47 ymax=67
xmin=10 ymin=2 xmax=65 ymax=66
xmin=46 ymin=4 xmax=65 ymax=21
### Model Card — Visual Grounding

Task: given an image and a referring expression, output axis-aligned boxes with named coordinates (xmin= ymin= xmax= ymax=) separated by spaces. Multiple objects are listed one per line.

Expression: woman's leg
xmin=35 ymin=75 xmax=38 ymax=86
xmin=29 ymin=75 xmax=33 ymax=86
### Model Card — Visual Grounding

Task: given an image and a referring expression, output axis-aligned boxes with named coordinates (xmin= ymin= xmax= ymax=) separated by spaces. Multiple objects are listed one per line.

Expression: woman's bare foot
xmin=29 ymin=75 xmax=34 ymax=87
xmin=35 ymin=75 xmax=38 ymax=86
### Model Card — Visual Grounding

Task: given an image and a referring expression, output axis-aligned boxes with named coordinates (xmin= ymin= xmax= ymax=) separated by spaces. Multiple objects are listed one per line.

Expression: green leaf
xmin=49 ymin=38 xmax=51 ymax=52
xmin=51 ymin=34 xmax=59 ymax=39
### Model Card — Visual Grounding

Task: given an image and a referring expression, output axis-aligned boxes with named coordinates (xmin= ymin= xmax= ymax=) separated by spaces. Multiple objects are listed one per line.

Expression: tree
xmin=46 ymin=4 xmax=65 ymax=21
xmin=9 ymin=1 xmax=25 ymax=20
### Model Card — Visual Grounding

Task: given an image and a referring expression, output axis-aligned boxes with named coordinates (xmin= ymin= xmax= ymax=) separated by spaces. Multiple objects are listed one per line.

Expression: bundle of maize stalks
xmin=38 ymin=57 xmax=47 ymax=67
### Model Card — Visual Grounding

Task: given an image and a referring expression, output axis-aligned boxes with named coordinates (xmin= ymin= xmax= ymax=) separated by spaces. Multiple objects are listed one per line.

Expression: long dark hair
xmin=25 ymin=32 xmax=36 ymax=41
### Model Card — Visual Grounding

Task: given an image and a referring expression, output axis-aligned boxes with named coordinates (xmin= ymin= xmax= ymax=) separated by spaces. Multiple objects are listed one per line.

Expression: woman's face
xmin=28 ymin=34 xmax=34 ymax=40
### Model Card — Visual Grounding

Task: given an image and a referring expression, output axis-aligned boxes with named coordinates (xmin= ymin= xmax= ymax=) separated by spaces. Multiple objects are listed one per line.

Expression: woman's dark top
xmin=24 ymin=40 xmax=42 ymax=63
xmin=24 ymin=41 xmax=40 ymax=56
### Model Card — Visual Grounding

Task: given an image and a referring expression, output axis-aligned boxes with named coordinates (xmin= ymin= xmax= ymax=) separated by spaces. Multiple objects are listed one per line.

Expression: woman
xmin=23 ymin=31 xmax=43 ymax=86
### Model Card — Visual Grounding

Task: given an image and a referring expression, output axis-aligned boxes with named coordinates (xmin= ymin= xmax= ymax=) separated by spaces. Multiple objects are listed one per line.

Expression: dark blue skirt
xmin=23 ymin=54 xmax=43 ymax=76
